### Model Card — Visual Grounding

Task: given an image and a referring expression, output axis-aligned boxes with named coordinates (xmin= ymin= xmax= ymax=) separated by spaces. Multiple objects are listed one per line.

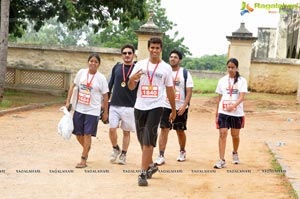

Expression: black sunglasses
xmin=122 ymin=51 xmax=133 ymax=55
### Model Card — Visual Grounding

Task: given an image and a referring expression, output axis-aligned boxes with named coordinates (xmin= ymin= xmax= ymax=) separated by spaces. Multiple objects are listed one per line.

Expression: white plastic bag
xmin=57 ymin=106 xmax=74 ymax=140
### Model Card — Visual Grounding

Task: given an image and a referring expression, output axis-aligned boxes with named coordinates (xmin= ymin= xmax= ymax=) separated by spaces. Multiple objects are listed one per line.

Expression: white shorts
xmin=109 ymin=105 xmax=136 ymax=132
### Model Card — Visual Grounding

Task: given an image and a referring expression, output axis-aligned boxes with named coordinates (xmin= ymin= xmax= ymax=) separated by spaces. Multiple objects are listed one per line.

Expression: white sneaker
xmin=118 ymin=153 xmax=126 ymax=165
xmin=177 ymin=151 xmax=186 ymax=162
xmin=110 ymin=148 xmax=121 ymax=163
xmin=232 ymin=152 xmax=240 ymax=164
xmin=155 ymin=155 xmax=165 ymax=165
xmin=214 ymin=159 xmax=226 ymax=169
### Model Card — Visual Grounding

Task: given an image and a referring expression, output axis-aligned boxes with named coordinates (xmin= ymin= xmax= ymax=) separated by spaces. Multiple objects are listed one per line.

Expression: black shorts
xmin=160 ymin=108 xmax=188 ymax=130
xmin=134 ymin=107 xmax=163 ymax=147
xmin=217 ymin=113 xmax=245 ymax=129
xmin=73 ymin=111 xmax=99 ymax=137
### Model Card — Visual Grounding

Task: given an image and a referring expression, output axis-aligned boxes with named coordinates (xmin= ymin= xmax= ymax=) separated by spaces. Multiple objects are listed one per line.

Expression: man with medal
xmin=128 ymin=37 xmax=176 ymax=186
xmin=154 ymin=49 xmax=194 ymax=166
xmin=107 ymin=44 xmax=138 ymax=165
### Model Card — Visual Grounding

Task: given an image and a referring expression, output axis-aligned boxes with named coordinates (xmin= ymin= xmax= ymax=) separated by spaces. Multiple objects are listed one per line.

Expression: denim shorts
xmin=73 ymin=111 xmax=99 ymax=137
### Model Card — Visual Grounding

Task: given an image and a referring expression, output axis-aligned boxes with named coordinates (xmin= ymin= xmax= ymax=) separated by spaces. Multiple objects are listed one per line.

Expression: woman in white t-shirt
xmin=66 ymin=53 xmax=109 ymax=168
xmin=214 ymin=58 xmax=248 ymax=169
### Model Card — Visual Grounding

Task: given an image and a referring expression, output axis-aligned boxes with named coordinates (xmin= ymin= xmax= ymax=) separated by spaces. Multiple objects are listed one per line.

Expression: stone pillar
xmin=135 ymin=11 xmax=163 ymax=61
xmin=226 ymin=23 xmax=257 ymax=84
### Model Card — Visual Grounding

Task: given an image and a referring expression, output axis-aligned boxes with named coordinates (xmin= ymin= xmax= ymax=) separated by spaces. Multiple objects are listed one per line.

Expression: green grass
xmin=269 ymin=150 xmax=298 ymax=199
xmin=193 ymin=77 xmax=218 ymax=94
xmin=0 ymin=90 xmax=65 ymax=110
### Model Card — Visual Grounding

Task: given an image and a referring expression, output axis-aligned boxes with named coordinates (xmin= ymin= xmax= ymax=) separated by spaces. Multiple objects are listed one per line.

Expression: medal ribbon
xmin=173 ymin=68 xmax=180 ymax=90
xmin=147 ymin=60 xmax=160 ymax=87
xmin=228 ymin=78 xmax=234 ymax=97
xmin=86 ymin=72 xmax=95 ymax=89
xmin=122 ymin=63 xmax=133 ymax=83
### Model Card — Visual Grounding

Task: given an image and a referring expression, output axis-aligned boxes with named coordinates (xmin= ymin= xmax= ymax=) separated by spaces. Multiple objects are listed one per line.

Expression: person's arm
xmin=216 ymin=94 xmax=222 ymax=116
xmin=65 ymin=83 xmax=76 ymax=109
xmin=128 ymin=69 xmax=142 ymax=90
xmin=166 ymin=86 xmax=176 ymax=122
xmin=107 ymin=66 xmax=115 ymax=99
xmin=178 ymin=87 xmax=192 ymax=116
xmin=101 ymin=93 xmax=109 ymax=122
xmin=227 ymin=92 xmax=246 ymax=112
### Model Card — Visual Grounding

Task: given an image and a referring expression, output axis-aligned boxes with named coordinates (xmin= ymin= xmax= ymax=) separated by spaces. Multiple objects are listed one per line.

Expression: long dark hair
xmin=227 ymin=58 xmax=240 ymax=84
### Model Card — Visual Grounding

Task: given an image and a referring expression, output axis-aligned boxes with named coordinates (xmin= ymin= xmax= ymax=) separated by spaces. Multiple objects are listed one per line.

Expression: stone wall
xmin=250 ymin=58 xmax=300 ymax=94
xmin=7 ymin=43 xmax=300 ymax=94
xmin=7 ymin=43 xmax=123 ymax=80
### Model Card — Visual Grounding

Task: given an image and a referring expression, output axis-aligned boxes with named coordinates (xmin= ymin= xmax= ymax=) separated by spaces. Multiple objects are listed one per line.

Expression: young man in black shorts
xmin=155 ymin=49 xmax=193 ymax=165
xmin=128 ymin=37 xmax=176 ymax=186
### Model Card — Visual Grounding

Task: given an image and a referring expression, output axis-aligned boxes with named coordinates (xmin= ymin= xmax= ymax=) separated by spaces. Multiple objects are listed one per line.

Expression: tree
xmin=86 ymin=0 xmax=191 ymax=62
xmin=0 ymin=0 xmax=151 ymax=103
xmin=0 ymin=0 xmax=10 ymax=103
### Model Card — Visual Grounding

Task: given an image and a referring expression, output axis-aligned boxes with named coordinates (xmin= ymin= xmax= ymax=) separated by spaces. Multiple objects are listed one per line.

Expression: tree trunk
xmin=0 ymin=0 xmax=10 ymax=103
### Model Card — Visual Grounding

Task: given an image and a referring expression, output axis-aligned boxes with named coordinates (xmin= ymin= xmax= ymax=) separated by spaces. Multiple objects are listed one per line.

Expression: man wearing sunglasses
xmin=107 ymin=44 xmax=137 ymax=165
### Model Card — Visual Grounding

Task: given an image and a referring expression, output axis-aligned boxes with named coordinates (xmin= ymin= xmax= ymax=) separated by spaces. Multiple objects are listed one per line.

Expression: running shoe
xmin=232 ymin=152 xmax=240 ymax=164
xmin=214 ymin=159 xmax=226 ymax=169
xmin=110 ymin=148 xmax=121 ymax=163
xmin=138 ymin=173 xmax=148 ymax=186
xmin=118 ymin=153 xmax=126 ymax=165
xmin=177 ymin=151 xmax=186 ymax=162
xmin=146 ymin=163 xmax=158 ymax=179
xmin=155 ymin=155 xmax=165 ymax=165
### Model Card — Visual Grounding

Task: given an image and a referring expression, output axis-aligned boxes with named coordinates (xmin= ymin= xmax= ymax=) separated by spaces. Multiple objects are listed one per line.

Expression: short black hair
xmin=169 ymin=49 xmax=183 ymax=60
xmin=121 ymin=44 xmax=135 ymax=54
xmin=148 ymin=37 xmax=163 ymax=48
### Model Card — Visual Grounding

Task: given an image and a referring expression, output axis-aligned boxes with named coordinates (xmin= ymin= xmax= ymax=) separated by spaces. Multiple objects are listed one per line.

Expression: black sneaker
xmin=146 ymin=163 xmax=158 ymax=179
xmin=138 ymin=173 xmax=148 ymax=186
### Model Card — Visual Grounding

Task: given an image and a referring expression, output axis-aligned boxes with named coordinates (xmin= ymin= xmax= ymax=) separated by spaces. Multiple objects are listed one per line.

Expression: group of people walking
xmin=65 ymin=37 xmax=248 ymax=186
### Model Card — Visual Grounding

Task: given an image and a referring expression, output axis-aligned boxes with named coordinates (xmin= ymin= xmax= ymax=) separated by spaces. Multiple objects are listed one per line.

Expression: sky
xmin=160 ymin=0 xmax=299 ymax=57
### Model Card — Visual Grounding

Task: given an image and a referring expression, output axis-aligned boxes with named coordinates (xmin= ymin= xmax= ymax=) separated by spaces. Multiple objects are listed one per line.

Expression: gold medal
xmin=121 ymin=82 xmax=126 ymax=87
xmin=149 ymin=85 xmax=153 ymax=90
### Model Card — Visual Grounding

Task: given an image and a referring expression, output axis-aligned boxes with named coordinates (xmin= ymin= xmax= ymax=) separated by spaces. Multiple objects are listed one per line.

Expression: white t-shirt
xmin=164 ymin=67 xmax=194 ymax=109
xmin=130 ymin=59 xmax=173 ymax=110
xmin=216 ymin=74 xmax=248 ymax=117
xmin=74 ymin=68 xmax=109 ymax=116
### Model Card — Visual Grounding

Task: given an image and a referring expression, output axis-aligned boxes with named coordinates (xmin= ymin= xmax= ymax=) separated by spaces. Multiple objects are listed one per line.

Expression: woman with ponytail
xmin=214 ymin=58 xmax=248 ymax=169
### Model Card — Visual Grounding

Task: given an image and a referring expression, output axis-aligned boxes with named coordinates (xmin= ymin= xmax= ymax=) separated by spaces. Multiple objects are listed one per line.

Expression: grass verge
xmin=269 ymin=150 xmax=298 ymax=199
xmin=0 ymin=90 xmax=65 ymax=111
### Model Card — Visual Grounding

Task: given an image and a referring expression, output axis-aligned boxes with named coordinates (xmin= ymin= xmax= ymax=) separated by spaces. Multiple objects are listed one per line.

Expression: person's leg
xmin=218 ymin=128 xmax=228 ymax=160
xmin=76 ymin=135 xmax=84 ymax=147
xmin=155 ymin=108 xmax=171 ymax=165
xmin=231 ymin=128 xmax=241 ymax=164
xmin=214 ymin=128 xmax=228 ymax=169
xmin=76 ymin=134 xmax=91 ymax=167
xmin=158 ymin=128 xmax=170 ymax=155
xmin=141 ymin=145 xmax=154 ymax=170
xmin=176 ymin=130 xmax=186 ymax=151
xmin=82 ymin=134 xmax=91 ymax=158
xmin=109 ymin=128 xmax=118 ymax=147
xmin=176 ymin=130 xmax=187 ymax=162
xmin=155 ymin=128 xmax=169 ymax=165
xmin=231 ymin=128 xmax=240 ymax=153
xmin=109 ymin=106 xmax=121 ymax=162
xmin=121 ymin=130 xmax=130 ymax=152
xmin=117 ymin=130 xmax=130 ymax=165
